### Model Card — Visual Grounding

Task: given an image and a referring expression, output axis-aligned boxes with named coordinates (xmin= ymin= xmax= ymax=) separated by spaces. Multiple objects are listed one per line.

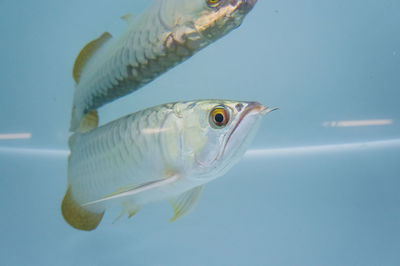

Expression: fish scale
xmin=69 ymin=106 xmax=168 ymax=209
xmin=70 ymin=0 xmax=258 ymax=132
xmin=62 ymin=99 xmax=271 ymax=231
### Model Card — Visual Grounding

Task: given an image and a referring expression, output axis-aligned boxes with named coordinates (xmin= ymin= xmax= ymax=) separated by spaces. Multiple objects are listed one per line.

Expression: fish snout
xmin=244 ymin=102 xmax=265 ymax=114
xmin=245 ymin=102 xmax=278 ymax=116
xmin=261 ymin=106 xmax=279 ymax=115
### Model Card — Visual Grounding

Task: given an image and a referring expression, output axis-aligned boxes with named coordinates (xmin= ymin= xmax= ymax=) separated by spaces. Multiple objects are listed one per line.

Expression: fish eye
xmin=206 ymin=0 xmax=222 ymax=8
xmin=209 ymin=106 xmax=230 ymax=128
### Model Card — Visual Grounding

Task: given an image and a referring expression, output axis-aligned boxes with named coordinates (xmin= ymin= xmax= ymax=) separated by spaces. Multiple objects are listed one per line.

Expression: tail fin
xmin=61 ymin=186 xmax=104 ymax=231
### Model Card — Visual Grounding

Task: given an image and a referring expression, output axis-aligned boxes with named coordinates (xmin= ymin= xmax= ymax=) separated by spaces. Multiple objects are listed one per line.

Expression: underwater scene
xmin=0 ymin=0 xmax=399 ymax=265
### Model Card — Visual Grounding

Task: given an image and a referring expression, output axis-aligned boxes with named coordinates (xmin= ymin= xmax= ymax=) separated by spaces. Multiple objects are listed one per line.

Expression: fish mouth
xmin=221 ymin=102 xmax=272 ymax=158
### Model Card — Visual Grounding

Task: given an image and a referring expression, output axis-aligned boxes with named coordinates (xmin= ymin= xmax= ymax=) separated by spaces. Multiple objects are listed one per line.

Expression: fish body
xmin=62 ymin=99 xmax=274 ymax=230
xmin=70 ymin=0 xmax=258 ymax=132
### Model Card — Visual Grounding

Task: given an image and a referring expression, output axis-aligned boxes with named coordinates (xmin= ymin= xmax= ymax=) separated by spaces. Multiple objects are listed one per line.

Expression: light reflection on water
xmin=2 ymin=138 xmax=400 ymax=158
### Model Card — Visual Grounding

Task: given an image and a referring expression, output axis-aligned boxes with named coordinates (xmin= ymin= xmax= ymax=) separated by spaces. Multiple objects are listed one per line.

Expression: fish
xmin=70 ymin=0 xmax=258 ymax=132
xmin=61 ymin=99 xmax=275 ymax=231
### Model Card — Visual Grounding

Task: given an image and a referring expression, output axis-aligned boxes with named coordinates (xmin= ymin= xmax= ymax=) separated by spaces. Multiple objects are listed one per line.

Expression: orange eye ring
xmin=210 ymin=106 xmax=230 ymax=128
xmin=206 ymin=0 xmax=222 ymax=8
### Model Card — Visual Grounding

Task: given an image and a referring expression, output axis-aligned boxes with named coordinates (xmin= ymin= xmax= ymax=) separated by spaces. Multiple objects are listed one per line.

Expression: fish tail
xmin=61 ymin=186 xmax=105 ymax=231
xmin=70 ymin=105 xmax=98 ymax=133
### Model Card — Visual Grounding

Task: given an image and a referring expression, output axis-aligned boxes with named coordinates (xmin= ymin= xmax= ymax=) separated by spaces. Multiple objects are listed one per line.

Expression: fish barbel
xmin=70 ymin=0 xmax=258 ymax=132
xmin=61 ymin=99 xmax=275 ymax=231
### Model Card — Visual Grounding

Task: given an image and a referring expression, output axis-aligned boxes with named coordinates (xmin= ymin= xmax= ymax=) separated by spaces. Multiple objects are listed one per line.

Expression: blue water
xmin=1 ymin=0 xmax=399 ymax=265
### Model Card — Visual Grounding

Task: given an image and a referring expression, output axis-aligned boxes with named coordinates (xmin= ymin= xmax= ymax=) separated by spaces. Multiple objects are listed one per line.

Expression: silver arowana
xmin=70 ymin=0 xmax=258 ymax=132
xmin=62 ymin=99 xmax=275 ymax=231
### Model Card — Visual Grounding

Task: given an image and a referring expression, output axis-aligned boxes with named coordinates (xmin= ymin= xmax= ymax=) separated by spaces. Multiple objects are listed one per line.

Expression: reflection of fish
xmin=70 ymin=0 xmax=258 ymax=132
xmin=62 ymin=100 xmax=275 ymax=231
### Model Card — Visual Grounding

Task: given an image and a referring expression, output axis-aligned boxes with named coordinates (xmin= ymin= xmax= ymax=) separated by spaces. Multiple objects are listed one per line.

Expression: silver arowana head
xmin=161 ymin=100 xmax=274 ymax=181
xmin=160 ymin=0 xmax=258 ymax=49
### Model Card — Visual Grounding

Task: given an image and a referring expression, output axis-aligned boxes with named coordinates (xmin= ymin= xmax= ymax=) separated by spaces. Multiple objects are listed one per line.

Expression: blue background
xmin=0 ymin=0 xmax=399 ymax=265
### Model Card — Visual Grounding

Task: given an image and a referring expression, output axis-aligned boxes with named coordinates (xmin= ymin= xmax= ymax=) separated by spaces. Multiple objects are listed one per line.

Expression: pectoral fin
xmin=169 ymin=185 xmax=204 ymax=222
xmin=61 ymin=186 xmax=104 ymax=231
xmin=113 ymin=201 xmax=141 ymax=224
xmin=82 ymin=174 xmax=180 ymax=207
xmin=73 ymin=32 xmax=112 ymax=83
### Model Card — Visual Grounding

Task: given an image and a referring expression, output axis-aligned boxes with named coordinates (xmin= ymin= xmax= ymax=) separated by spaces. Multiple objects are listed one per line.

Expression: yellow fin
xmin=77 ymin=110 xmax=98 ymax=133
xmin=121 ymin=13 xmax=134 ymax=24
xmin=128 ymin=207 xmax=141 ymax=218
xmin=170 ymin=185 xmax=204 ymax=222
xmin=61 ymin=186 xmax=104 ymax=231
xmin=113 ymin=202 xmax=141 ymax=224
xmin=73 ymin=32 xmax=112 ymax=83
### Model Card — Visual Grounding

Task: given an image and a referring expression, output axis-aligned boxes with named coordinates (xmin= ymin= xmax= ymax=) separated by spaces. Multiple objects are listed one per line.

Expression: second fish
xmin=70 ymin=0 xmax=258 ymax=132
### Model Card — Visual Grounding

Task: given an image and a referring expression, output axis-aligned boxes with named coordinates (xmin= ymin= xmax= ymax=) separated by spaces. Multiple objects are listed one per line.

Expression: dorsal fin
xmin=73 ymin=32 xmax=112 ymax=83
xmin=61 ymin=186 xmax=105 ymax=231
